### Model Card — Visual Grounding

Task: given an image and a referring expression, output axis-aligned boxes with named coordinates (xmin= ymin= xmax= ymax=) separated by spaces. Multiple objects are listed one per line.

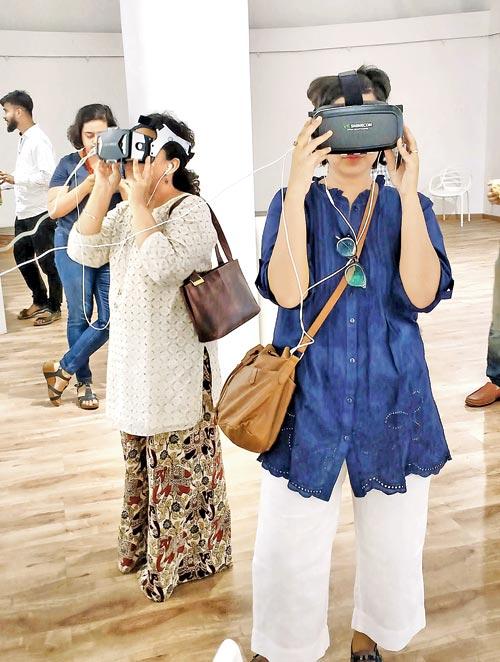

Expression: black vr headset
xmin=96 ymin=115 xmax=193 ymax=163
xmin=309 ymin=70 xmax=403 ymax=154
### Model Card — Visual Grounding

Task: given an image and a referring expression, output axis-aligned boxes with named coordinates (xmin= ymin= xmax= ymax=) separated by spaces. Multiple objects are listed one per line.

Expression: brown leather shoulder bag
xmin=216 ymin=184 xmax=379 ymax=453
xmin=168 ymin=195 xmax=261 ymax=342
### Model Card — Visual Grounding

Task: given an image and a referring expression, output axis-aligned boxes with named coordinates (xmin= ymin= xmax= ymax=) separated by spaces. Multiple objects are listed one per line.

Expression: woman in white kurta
xmin=66 ymin=113 xmax=232 ymax=601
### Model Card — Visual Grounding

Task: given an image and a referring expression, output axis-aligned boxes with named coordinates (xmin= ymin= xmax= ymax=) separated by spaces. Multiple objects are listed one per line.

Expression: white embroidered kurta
xmin=67 ymin=194 xmax=221 ymax=436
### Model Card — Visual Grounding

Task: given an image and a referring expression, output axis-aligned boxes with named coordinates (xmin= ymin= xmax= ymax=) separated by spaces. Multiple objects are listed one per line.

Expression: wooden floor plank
xmin=0 ymin=218 xmax=499 ymax=661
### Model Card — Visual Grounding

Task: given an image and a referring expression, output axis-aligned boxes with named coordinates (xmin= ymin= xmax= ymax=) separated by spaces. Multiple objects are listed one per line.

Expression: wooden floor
xmin=0 ymin=219 xmax=499 ymax=662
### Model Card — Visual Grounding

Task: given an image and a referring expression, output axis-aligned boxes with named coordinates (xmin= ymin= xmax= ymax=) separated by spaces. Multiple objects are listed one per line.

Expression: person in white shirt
xmin=0 ymin=90 xmax=62 ymax=325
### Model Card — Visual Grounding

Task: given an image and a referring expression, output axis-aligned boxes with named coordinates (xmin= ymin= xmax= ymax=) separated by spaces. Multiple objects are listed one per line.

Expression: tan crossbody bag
xmin=216 ymin=184 xmax=379 ymax=453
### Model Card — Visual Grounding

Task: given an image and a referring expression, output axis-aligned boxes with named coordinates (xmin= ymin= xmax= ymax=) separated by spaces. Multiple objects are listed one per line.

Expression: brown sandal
xmin=34 ymin=310 xmax=62 ymax=327
xmin=42 ymin=361 xmax=72 ymax=406
xmin=18 ymin=305 xmax=48 ymax=320
xmin=76 ymin=382 xmax=99 ymax=411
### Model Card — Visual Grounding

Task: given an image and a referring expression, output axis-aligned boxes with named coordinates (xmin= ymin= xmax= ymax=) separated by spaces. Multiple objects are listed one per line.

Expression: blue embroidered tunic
xmin=256 ymin=177 xmax=453 ymax=500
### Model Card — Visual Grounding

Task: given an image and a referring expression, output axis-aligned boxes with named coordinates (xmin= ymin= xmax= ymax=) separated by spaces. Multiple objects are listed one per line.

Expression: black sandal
xmin=76 ymin=382 xmax=99 ymax=410
xmin=351 ymin=645 xmax=383 ymax=662
xmin=42 ymin=361 xmax=72 ymax=406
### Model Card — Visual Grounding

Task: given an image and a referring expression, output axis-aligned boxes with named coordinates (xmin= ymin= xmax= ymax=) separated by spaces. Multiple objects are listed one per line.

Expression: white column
xmin=119 ymin=0 xmax=259 ymax=376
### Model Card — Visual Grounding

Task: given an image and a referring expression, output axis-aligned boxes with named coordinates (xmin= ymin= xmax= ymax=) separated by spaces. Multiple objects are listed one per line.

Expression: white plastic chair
xmin=428 ymin=168 xmax=471 ymax=227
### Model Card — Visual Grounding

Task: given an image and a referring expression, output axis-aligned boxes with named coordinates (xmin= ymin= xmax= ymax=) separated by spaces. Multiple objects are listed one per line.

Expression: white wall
xmin=249 ymin=11 xmax=493 ymax=214
xmin=120 ymin=0 xmax=259 ymax=377
xmin=0 ymin=31 xmax=128 ymax=229
xmin=485 ymin=6 xmax=500 ymax=217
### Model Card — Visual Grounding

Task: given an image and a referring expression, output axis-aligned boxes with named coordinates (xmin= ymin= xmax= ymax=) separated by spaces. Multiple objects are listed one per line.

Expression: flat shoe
xmin=465 ymin=381 xmax=500 ymax=407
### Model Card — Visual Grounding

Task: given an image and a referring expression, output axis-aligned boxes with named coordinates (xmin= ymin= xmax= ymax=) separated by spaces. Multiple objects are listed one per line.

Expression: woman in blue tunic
xmin=251 ymin=66 xmax=453 ymax=662
xmin=42 ymin=104 xmax=123 ymax=410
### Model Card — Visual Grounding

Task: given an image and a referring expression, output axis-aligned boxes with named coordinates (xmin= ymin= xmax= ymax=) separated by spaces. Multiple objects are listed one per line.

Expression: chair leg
xmin=466 ymin=190 xmax=470 ymax=222
xmin=460 ymin=194 xmax=464 ymax=227
xmin=442 ymin=197 xmax=446 ymax=221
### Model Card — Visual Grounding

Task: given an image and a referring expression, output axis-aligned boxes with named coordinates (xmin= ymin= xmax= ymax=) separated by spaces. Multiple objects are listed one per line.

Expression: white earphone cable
xmin=0 ymin=147 xmax=379 ymax=347
xmin=0 ymin=149 xmax=294 ymax=280
xmin=286 ymin=153 xmax=381 ymax=353
xmin=0 ymin=150 xmax=95 ymax=254
xmin=279 ymin=150 xmax=314 ymax=353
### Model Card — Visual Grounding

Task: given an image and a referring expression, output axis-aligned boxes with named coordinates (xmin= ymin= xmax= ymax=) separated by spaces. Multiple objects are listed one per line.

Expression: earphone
xmin=146 ymin=162 xmax=175 ymax=207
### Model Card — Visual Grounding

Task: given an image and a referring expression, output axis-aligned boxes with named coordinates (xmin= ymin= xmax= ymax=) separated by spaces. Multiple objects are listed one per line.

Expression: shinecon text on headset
xmin=310 ymin=70 xmax=404 ymax=155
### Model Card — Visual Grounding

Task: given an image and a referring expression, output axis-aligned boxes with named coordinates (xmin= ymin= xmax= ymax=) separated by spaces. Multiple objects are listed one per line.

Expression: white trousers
xmin=252 ymin=466 xmax=431 ymax=662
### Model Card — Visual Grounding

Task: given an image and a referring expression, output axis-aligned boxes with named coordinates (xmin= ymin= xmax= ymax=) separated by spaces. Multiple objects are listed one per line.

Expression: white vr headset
xmin=96 ymin=115 xmax=193 ymax=163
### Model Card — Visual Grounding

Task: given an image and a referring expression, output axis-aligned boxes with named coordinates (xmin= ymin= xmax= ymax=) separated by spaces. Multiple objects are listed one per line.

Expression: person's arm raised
xmin=48 ymin=175 xmax=94 ymax=220
xmin=78 ymin=161 xmax=121 ymax=235
xmin=385 ymin=126 xmax=441 ymax=310
xmin=268 ymin=117 xmax=332 ymax=308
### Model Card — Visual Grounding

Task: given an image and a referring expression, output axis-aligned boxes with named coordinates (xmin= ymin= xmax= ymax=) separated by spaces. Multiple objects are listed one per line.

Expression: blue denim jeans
xmin=487 ymin=250 xmax=500 ymax=386
xmin=54 ymin=227 xmax=110 ymax=383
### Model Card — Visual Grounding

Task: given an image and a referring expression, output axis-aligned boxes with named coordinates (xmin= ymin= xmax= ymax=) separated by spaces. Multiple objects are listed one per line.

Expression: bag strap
xmin=167 ymin=195 xmax=232 ymax=266
xmin=167 ymin=194 xmax=190 ymax=217
xmin=208 ymin=206 xmax=233 ymax=262
xmin=295 ymin=182 xmax=379 ymax=356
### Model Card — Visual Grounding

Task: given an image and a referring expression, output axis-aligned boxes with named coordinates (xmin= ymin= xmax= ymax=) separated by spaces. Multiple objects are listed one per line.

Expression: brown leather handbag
xmin=217 ymin=184 xmax=378 ymax=453
xmin=169 ymin=196 xmax=261 ymax=342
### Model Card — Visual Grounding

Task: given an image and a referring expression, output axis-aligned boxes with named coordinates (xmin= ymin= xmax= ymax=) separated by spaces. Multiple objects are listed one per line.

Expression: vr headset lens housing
xmin=97 ymin=128 xmax=153 ymax=163
xmin=96 ymin=115 xmax=192 ymax=163
xmin=310 ymin=70 xmax=404 ymax=154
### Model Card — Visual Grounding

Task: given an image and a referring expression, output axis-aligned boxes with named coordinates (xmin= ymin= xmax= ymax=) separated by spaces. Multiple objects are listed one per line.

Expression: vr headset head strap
xmin=338 ymin=70 xmax=364 ymax=106
xmin=134 ymin=115 xmax=193 ymax=159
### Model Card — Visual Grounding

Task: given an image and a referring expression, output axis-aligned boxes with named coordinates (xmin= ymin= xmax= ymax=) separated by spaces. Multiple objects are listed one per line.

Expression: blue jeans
xmin=487 ymin=250 xmax=500 ymax=386
xmin=54 ymin=227 xmax=110 ymax=383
